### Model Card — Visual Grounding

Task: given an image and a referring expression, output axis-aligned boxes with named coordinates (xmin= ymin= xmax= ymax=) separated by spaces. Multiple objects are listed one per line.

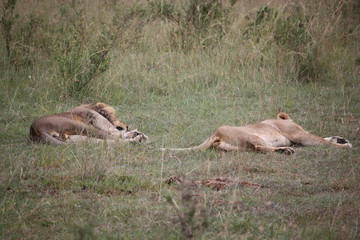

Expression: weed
xmin=71 ymin=220 xmax=97 ymax=240
xmin=166 ymin=192 xmax=208 ymax=239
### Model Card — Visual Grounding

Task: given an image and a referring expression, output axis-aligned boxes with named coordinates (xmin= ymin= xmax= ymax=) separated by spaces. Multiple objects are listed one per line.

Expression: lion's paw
xmin=275 ymin=147 xmax=295 ymax=155
xmin=324 ymin=136 xmax=352 ymax=148
xmin=123 ymin=130 xmax=148 ymax=143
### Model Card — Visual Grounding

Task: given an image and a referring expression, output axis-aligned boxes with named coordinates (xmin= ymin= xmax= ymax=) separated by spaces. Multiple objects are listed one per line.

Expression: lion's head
xmin=81 ymin=102 xmax=128 ymax=132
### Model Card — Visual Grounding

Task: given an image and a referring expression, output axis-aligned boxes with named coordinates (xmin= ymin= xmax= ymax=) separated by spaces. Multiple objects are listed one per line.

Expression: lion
xmin=30 ymin=102 xmax=148 ymax=145
xmin=161 ymin=113 xmax=352 ymax=154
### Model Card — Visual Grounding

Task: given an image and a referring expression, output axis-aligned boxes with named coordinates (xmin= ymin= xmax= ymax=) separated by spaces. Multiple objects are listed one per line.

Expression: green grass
xmin=1 ymin=0 xmax=359 ymax=239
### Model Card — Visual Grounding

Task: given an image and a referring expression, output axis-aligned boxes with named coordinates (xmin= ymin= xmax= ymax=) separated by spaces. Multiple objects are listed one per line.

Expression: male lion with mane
xmin=30 ymin=102 xmax=148 ymax=145
xmin=161 ymin=113 xmax=352 ymax=155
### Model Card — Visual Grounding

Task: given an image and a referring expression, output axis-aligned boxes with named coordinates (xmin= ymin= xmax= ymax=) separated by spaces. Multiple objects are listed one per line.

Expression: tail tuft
xmin=277 ymin=112 xmax=291 ymax=120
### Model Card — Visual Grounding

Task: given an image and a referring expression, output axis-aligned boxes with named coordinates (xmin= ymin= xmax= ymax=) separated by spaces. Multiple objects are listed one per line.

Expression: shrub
xmin=244 ymin=5 xmax=325 ymax=82
xmin=0 ymin=0 xmax=17 ymax=60
xmin=0 ymin=0 xmax=45 ymax=67
xmin=52 ymin=2 xmax=150 ymax=99
xmin=149 ymin=0 xmax=236 ymax=51
xmin=273 ymin=7 xmax=322 ymax=82
xmin=52 ymin=3 xmax=116 ymax=99
xmin=54 ymin=29 xmax=112 ymax=99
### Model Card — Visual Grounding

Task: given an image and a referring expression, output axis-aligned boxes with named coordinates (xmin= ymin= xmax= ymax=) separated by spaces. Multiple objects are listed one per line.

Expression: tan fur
xmin=277 ymin=112 xmax=290 ymax=120
xmin=161 ymin=113 xmax=352 ymax=155
xmin=30 ymin=102 xmax=148 ymax=145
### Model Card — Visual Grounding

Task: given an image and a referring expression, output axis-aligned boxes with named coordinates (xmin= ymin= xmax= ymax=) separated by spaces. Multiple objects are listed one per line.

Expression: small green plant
xmin=243 ymin=5 xmax=277 ymax=39
xmin=72 ymin=221 xmax=97 ymax=240
xmin=166 ymin=192 xmax=208 ymax=239
xmin=148 ymin=0 xmax=176 ymax=21
xmin=253 ymin=5 xmax=276 ymax=26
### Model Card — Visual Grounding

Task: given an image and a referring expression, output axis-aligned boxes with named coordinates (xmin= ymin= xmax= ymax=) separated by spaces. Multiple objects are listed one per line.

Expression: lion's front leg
xmin=324 ymin=136 xmax=352 ymax=148
xmin=66 ymin=135 xmax=108 ymax=144
xmin=291 ymin=131 xmax=352 ymax=148
xmin=66 ymin=135 xmax=137 ymax=145
xmin=84 ymin=110 xmax=123 ymax=138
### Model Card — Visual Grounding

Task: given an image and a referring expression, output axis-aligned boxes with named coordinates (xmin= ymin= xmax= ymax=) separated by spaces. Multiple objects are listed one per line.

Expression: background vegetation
xmin=0 ymin=0 xmax=359 ymax=239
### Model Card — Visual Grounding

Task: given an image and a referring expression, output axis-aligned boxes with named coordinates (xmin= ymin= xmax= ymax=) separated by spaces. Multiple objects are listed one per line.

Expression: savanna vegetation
xmin=0 ymin=0 xmax=359 ymax=239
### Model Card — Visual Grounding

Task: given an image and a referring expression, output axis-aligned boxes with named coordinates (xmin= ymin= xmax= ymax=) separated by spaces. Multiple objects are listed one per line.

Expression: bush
xmin=244 ymin=5 xmax=326 ymax=82
xmin=149 ymin=0 xmax=236 ymax=51
xmin=0 ymin=0 xmax=47 ymax=67
xmin=54 ymin=26 xmax=112 ymax=99
xmin=51 ymin=2 xmax=120 ymax=99
xmin=0 ymin=0 xmax=17 ymax=60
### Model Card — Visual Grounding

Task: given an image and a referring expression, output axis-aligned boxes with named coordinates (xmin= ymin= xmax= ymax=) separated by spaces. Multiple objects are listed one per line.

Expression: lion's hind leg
xmin=40 ymin=131 xmax=67 ymax=145
xmin=214 ymin=141 xmax=295 ymax=154
xmin=213 ymin=141 xmax=244 ymax=151
xmin=253 ymin=145 xmax=295 ymax=155
xmin=291 ymin=132 xmax=352 ymax=148
xmin=242 ymin=135 xmax=295 ymax=154
xmin=214 ymin=135 xmax=295 ymax=154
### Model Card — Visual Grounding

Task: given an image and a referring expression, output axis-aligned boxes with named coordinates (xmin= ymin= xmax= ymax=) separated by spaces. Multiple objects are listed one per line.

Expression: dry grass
xmin=0 ymin=0 xmax=359 ymax=239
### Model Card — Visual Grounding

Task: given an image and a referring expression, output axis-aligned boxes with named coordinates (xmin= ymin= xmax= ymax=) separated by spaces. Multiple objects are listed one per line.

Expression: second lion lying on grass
xmin=30 ymin=102 xmax=148 ymax=145
xmin=161 ymin=113 xmax=352 ymax=155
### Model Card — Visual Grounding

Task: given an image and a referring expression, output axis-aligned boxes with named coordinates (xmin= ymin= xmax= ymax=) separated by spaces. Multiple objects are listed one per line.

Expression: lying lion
xmin=30 ymin=102 xmax=148 ymax=145
xmin=161 ymin=113 xmax=352 ymax=154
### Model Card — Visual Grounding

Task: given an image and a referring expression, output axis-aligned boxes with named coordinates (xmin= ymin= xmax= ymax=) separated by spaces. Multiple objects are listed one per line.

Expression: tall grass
xmin=0 ymin=0 xmax=359 ymax=239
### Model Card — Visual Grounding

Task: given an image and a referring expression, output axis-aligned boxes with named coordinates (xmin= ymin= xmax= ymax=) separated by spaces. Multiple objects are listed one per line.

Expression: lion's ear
xmin=96 ymin=102 xmax=107 ymax=108
xmin=277 ymin=112 xmax=291 ymax=120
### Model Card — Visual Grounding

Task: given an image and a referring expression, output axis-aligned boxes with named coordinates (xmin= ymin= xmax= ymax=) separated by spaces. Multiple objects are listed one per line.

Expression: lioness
xmin=30 ymin=102 xmax=148 ymax=145
xmin=161 ymin=113 xmax=352 ymax=154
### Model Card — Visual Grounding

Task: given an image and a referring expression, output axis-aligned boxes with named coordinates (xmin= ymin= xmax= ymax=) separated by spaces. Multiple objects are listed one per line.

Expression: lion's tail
xmin=160 ymin=136 xmax=215 ymax=151
xmin=277 ymin=112 xmax=291 ymax=120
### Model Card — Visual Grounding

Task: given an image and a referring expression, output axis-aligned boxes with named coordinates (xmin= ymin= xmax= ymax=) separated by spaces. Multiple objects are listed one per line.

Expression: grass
xmin=0 ymin=0 xmax=359 ymax=239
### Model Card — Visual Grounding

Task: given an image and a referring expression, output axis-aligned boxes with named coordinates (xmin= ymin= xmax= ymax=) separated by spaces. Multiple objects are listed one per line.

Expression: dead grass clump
xmin=165 ymin=176 xmax=262 ymax=190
